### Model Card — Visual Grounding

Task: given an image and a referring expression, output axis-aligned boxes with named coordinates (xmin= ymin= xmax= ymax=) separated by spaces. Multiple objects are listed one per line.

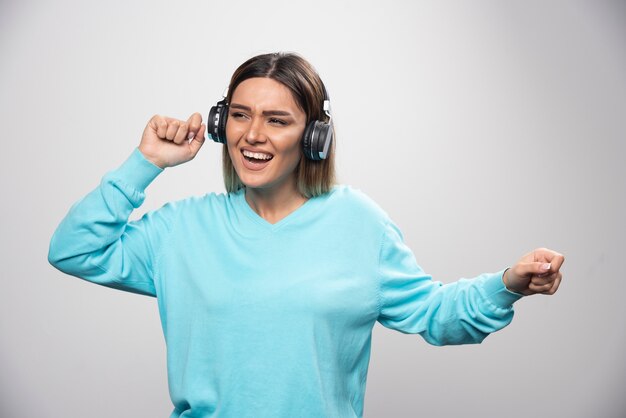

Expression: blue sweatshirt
xmin=48 ymin=148 xmax=523 ymax=418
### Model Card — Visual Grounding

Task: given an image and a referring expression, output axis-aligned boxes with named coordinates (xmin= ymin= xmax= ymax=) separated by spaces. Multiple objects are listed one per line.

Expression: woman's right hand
xmin=138 ymin=113 xmax=206 ymax=169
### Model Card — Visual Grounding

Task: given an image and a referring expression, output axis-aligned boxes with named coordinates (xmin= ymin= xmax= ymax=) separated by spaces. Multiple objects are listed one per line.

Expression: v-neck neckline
xmin=233 ymin=187 xmax=328 ymax=232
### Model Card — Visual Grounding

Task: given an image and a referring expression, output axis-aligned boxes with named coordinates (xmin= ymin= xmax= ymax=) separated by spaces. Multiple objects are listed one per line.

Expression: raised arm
xmin=48 ymin=113 xmax=206 ymax=296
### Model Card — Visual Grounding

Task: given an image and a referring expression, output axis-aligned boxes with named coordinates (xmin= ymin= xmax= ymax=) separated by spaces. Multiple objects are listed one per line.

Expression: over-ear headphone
xmin=206 ymin=84 xmax=333 ymax=161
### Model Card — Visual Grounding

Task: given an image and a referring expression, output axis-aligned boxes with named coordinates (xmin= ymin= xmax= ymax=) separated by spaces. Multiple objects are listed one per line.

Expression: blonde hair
xmin=222 ymin=52 xmax=336 ymax=198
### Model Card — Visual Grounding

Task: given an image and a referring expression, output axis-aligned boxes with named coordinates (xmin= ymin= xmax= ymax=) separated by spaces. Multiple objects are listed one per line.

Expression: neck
xmin=244 ymin=179 xmax=308 ymax=225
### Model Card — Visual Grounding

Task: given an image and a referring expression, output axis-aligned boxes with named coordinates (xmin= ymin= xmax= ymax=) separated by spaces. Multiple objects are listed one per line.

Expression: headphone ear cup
xmin=302 ymin=121 xmax=316 ymax=160
xmin=217 ymin=105 xmax=228 ymax=144
xmin=207 ymin=100 xmax=228 ymax=144
xmin=207 ymin=105 xmax=220 ymax=143
xmin=304 ymin=120 xmax=332 ymax=161
xmin=313 ymin=121 xmax=332 ymax=160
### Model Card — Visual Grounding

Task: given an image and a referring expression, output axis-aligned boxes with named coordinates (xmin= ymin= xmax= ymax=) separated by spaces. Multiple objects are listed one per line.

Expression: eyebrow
xmin=230 ymin=103 xmax=293 ymax=117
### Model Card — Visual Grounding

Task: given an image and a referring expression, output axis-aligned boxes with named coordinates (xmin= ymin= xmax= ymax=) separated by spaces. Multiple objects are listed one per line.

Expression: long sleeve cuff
xmin=113 ymin=148 xmax=164 ymax=192
xmin=481 ymin=269 xmax=524 ymax=308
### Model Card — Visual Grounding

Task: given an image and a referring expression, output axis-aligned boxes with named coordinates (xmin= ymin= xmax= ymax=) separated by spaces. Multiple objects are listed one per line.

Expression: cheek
xmin=283 ymin=126 xmax=305 ymax=152
xmin=288 ymin=136 xmax=302 ymax=153
xmin=225 ymin=123 xmax=241 ymax=150
xmin=225 ymin=136 xmax=236 ymax=155
xmin=281 ymin=134 xmax=303 ymax=163
xmin=225 ymin=121 xmax=237 ymax=145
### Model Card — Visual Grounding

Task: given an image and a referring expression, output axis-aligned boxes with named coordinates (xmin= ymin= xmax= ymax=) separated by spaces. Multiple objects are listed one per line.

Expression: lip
xmin=240 ymin=149 xmax=273 ymax=171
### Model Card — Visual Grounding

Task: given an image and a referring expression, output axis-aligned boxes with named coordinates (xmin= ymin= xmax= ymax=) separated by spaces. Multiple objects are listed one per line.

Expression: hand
xmin=138 ymin=113 xmax=206 ymax=169
xmin=503 ymin=248 xmax=565 ymax=296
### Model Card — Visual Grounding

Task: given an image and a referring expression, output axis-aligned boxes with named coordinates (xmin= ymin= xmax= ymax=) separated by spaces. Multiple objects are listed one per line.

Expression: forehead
xmin=231 ymin=77 xmax=302 ymax=113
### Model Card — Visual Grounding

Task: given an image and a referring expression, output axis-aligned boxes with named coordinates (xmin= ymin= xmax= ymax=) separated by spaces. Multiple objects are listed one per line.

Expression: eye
xmin=230 ymin=111 xmax=248 ymax=120
xmin=268 ymin=118 xmax=287 ymax=126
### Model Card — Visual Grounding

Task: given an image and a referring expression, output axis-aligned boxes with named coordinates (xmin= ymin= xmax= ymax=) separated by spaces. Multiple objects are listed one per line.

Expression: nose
xmin=245 ymin=116 xmax=267 ymax=144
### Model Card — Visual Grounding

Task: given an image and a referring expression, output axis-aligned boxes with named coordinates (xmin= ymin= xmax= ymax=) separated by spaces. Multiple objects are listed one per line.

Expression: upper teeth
xmin=243 ymin=150 xmax=273 ymax=160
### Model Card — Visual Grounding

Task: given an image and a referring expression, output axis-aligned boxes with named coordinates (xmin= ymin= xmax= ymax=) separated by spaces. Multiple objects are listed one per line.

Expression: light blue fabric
xmin=48 ymin=148 xmax=524 ymax=418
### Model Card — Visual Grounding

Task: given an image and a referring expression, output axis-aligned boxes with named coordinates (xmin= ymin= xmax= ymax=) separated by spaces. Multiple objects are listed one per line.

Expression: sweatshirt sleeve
xmin=48 ymin=148 xmax=170 ymax=297
xmin=377 ymin=220 xmax=524 ymax=346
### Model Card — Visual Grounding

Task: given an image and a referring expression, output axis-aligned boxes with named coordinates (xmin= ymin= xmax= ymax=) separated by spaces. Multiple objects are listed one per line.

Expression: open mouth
xmin=241 ymin=149 xmax=274 ymax=164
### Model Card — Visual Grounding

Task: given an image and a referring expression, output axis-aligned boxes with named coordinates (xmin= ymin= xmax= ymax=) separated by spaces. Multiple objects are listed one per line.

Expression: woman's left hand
xmin=503 ymin=248 xmax=565 ymax=296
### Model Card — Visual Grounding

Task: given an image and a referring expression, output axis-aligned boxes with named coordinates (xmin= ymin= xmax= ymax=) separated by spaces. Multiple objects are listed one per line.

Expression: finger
xmin=151 ymin=115 xmax=169 ymax=139
xmin=187 ymin=112 xmax=203 ymax=138
xmin=173 ymin=122 xmax=189 ymax=145
xmin=517 ymin=261 xmax=552 ymax=278
xmin=165 ymin=120 xmax=180 ymax=140
xmin=189 ymin=123 xmax=206 ymax=157
xmin=530 ymin=275 xmax=554 ymax=287
xmin=535 ymin=269 xmax=559 ymax=281
xmin=528 ymin=281 xmax=554 ymax=294
xmin=549 ymin=253 xmax=565 ymax=272
xmin=534 ymin=248 xmax=565 ymax=271
xmin=541 ymin=273 xmax=562 ymax=295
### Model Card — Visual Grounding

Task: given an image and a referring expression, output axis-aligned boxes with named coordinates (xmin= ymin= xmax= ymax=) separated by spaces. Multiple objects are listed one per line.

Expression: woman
xmin=48 ymin=52 xmax=564 ymax=418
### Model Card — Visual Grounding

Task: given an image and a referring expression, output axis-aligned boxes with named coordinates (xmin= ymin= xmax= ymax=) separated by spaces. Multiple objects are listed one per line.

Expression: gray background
xmin=1 ymin=0 xmax=624 ymax=417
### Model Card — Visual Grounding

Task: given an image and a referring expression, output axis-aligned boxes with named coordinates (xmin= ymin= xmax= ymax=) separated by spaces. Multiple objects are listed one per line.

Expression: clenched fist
xmin=503 ymin=248 xmax=565 ymax=296
xmin=138 ymin=113 xmax=207 ymax=169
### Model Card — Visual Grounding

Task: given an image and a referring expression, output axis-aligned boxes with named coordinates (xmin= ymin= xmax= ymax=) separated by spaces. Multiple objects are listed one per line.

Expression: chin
xmin=240 ymin=180 xmax=266 ymax=190
xmin=236 ymin=174 xmax=272 ymax=191
xmin=237 ymin=171 xmax=296 ymax=193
